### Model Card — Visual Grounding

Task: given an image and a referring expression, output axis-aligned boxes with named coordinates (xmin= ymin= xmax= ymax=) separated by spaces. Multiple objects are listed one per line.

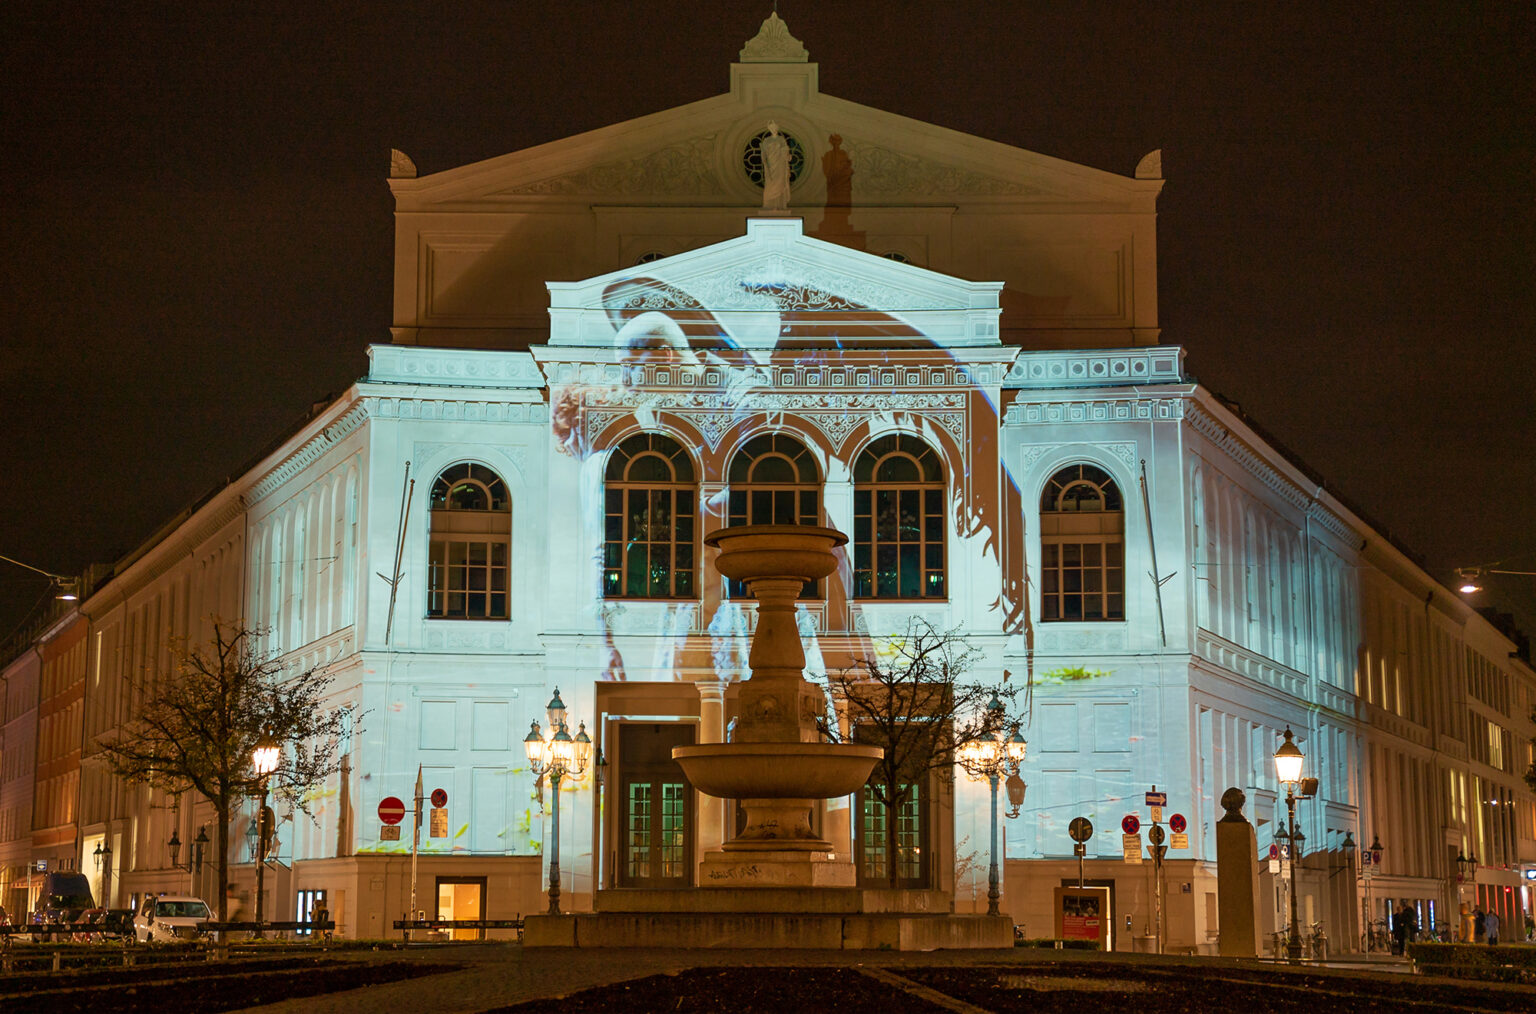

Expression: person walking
xmin=1484 ymin=908 xmax=1500 ymax=946
xmin=1391 ymin=904 xmax=1408 ymax=955
xmin=1401 ymin=903 xmax=1418 ymax=947
xmin=1473 ymin=906 xmax=1487 ymax=944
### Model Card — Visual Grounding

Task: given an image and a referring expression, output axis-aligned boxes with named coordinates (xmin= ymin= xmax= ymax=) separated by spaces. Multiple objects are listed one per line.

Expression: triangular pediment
xmin=389 ymin=44 xmax=1160 ymax=214
xmin=543 ymin=218 xmax=1003 ymax=350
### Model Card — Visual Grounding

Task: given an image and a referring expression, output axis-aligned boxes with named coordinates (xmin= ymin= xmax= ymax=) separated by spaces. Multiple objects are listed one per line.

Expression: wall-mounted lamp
xmin=1456 ymin=565 xmax=1536 ymax=594
xmin=0 ymin=552 xmax=79 ymax=600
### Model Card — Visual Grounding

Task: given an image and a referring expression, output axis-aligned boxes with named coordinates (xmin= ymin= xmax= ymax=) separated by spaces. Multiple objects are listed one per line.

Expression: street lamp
xmin=524 ymin=688 xmax=593 ymax=915
xmin=1273 ymin=727 xmax=1304 ymax=962
xmin=955 ymin=693 xmax=1027 ymax=917
xmin=251 ymin=731 xmax=281 ymax=937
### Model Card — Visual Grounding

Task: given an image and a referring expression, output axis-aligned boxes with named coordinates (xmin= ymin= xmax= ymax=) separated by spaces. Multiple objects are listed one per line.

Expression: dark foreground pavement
xmin=226 ymin=944 xmax=1536 ymax=1014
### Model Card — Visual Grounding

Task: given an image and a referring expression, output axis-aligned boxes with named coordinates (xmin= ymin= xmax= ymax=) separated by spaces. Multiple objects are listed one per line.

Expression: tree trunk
xmin=214 ymin=799 xmax=231 ymax=923
xmin=885 ymin=781 xmax=902 ymax=890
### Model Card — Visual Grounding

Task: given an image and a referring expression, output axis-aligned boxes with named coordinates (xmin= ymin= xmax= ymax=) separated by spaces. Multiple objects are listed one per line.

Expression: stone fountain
xmin=524 ymin=523 xmax=1011 ymax=949
xmin=673 ymin=525 xmax=882 ymax=887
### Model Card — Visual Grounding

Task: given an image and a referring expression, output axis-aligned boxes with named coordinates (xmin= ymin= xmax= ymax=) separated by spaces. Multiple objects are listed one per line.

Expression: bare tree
xmin=819 ymin=620 xmax=1024 ymax=889
xmin=97 ymin=623 xmax=356 ymax=921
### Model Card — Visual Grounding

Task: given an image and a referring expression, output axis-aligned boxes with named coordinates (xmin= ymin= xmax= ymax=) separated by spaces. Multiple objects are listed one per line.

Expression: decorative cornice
xmin=497 ymin=134 xmax=724 ymax=197
xmin=1183 ymin=402 xmax=1355 ymax=542
xmin=248 ymin=400 xmax=370 ymax=505
xmin=367 ymin=345 xmax=545 ymax=388
xmin=610 ymin=252 xmax=957 ymax=312
xmin=1004 ymin=347 xmax=1185 ymax=389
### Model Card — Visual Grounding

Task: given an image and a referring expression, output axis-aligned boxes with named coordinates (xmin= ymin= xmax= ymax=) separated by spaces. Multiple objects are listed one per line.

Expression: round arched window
xmin=742 ymin=129 xmax=806 ymax=188
xmin=1039 ymin=463 xmax=1124 ymax=621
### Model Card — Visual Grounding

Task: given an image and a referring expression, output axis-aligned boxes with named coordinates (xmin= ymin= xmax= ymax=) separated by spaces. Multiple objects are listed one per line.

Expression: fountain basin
xmin=673 ymin=742 xmax=881 ymax=799
xmin=704 ymin=524 xmax=847 ymax=583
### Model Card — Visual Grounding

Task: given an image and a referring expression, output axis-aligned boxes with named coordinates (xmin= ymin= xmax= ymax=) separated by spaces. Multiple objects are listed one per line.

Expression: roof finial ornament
xmin=740 ymin=11 xmax=808 ymax=63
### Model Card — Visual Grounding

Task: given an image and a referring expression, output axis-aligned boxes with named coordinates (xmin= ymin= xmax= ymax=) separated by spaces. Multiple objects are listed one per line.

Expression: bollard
xmin=52 ymin=950 xmax=61 ymax=972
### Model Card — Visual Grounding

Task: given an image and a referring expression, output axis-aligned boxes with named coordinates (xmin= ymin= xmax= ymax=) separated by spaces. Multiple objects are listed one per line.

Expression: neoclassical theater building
xmin=4 ymin=16 xmax=1533 ymax=947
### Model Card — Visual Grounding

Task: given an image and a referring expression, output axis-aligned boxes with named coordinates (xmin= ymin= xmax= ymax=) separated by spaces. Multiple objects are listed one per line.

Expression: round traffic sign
xmin=1121 ymin=814 xmax=1140 ymax=835
xmin=1148 ymin=823 xmax=1166 ymax=845
xmin=378 ymin=796 xmax=406 ymax=826
xmin=1169 ymin=813 xmax=1187 ymax=834
xmin=431 ymin=787 xmax=448 ymax=809
xmin=1068 ymin=817 xmax=1094 ymax=843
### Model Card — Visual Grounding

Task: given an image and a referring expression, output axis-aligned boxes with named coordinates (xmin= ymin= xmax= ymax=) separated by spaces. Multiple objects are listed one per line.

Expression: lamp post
xmin=524 ymin=688 xmax=593 ymax=916
xmin=251 ymin=732 xmax=281 ymax=938
xmin=93 ymin=838 xmax=113 ymax=907
xmin=955 ymin=693 xmax=1027 ymax=917
xmin=1273 ymin=727 xmax=1305 ymax=963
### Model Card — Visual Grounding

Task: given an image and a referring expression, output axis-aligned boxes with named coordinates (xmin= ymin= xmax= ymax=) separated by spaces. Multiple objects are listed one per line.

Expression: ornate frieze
xmin=368 ymin=345 xmax=546 ymax=388
xmin=498 ymin=135 xmax=724 ymax=197
xmin=841 ymin=139 xmax=1042 ymax=197
xmin=1036 ymin=626 xmax=1131 ymax=654
xmin=621 ymin=252 xmax=955 ymax=312
xmin=1017 ymin=440 xmax=1139 ymax=477
xmin=1002 ymin=398 xmax=1183 ymax=426
xmin=369 ymin=398 xmax=548 ymax=424
xmin=1004 ymin=347 xmax=1185 ymax=389
xmin=566 ymin=360 xmax=1005 ymax=390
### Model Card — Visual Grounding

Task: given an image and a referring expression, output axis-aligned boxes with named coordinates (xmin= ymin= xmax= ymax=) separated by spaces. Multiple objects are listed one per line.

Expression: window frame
xmin=852 ymin=435 xmax=947 ymax=600
xmin=427 ymin=462 xmax=512 ymax=621
xmin=1039 ymin=463 xmax=1125 ymax=623
xmin=725 ymin=433 xmax=823 ymax=599
xmin=603 ymin=433 xmax=699 ymax=600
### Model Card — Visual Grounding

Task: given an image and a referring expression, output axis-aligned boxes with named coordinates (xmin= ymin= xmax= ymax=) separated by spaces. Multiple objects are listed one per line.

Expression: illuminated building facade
xmin=3 ymin=17 xmax=1533 ymax=945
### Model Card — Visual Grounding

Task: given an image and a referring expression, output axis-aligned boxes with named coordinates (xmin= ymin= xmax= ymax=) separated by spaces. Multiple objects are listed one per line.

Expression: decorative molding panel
xmin=842 ymin=139 xmax=1043 ymax=197
xmin=368 ymin=346 xmax=546 ymax=388
xmin=498 ymin=135 xmax=724 ymax=197
xmin=1003 ymin=398 xmax=1183 ymax=426
xmin=1018 ymin=440 xmax=1138 ymax=477
xmin=1004 ymin=348 xmax=1185 ymax=389
xmin=370 ymin=398 xmax=547 ymax=425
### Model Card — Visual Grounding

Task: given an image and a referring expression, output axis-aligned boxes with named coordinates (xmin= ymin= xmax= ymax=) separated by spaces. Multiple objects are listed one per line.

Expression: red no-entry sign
xmin=378 ymin=796 xmax=406 ymax=826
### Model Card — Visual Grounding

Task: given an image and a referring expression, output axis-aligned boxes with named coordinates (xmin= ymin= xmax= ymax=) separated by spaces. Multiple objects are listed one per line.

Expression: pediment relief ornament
xmin=616 ymin=252 xmax=951 ymax=312
xmin=841 ymin=140 xmax=1045 ymax=197
xmin=499 ymin=134 xmax=724 ymax=197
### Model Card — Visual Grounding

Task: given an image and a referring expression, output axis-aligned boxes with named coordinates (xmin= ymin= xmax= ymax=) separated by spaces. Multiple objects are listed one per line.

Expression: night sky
xmin=2 ymin=3 xmax=1533 ymax=643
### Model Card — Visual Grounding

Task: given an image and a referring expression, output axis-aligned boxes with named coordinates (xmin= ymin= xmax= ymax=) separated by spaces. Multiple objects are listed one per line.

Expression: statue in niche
xmin=761 ymin=121 xmax=791 ymax=213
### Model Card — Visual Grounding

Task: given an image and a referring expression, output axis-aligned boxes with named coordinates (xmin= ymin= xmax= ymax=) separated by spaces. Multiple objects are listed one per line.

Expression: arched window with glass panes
xmin=852 ymin=434 xmax=946 ymax=599
xmin=604 ymin=433 xmax=697 ymax=599
xmin=1039 ymin=463 xmax=1124 ymax=621
xmin=427 ymin=463 xmax=511 ymax=619
xmin=725 ymin=432 xmax=822 ymax=598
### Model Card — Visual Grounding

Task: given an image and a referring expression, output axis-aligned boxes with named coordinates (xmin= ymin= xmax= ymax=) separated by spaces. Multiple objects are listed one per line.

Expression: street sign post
xmin=378 ymin=796 xmax=406 ymax=826
xmin=1122 ymin=834 xmax=1143 ymax=863
xmin=1145 ymin=790 xmax=1167 ymax=807
xmin=1068 ymin=817 xmax=1094 ymax=886
xmin=1170 ymin=832 xmax=1189 ymax=849
xmin=1121 ymin=814 xmax=1141 ymax=835
xmin=380 ymin=825 xmax=401 ymax=841
xmin=431 ymin=788 xmax=448 ymax=809
xmin=429 ymin=807 xmax=448 ymax=838
xmin=1169 ymin=813 xmax=1187 ymax=834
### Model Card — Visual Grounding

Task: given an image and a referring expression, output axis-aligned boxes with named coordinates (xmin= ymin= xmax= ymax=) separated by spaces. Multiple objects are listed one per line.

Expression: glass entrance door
xmin=617 ymin=723 xmax=695 ymax=888
xmin=436 ymin=877 xmax=485 ymax=940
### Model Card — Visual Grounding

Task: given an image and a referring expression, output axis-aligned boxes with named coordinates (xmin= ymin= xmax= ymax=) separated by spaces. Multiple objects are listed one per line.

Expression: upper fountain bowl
xmin=704 ymin=524 xmax=847 ymax=584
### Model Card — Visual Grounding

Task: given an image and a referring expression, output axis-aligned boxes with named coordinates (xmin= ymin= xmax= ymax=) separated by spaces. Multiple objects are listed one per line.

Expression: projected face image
xmin=550 ymin=268 xmax=1031 ymax=683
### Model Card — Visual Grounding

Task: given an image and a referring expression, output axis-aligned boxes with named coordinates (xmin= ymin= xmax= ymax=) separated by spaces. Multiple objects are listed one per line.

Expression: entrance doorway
xmin=436 ymin=876 xmax=485 ymax=940
xmin=617 ymin=723 xmax=695 ymax=888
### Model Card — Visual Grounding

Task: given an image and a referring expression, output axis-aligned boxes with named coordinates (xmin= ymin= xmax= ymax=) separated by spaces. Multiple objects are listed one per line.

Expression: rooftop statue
xmin=761 ymin=120 xmax=791 ymax=213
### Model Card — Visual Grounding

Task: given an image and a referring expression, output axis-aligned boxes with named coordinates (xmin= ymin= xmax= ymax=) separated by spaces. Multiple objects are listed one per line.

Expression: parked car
xmin=32 ymin=872 xmax=95 ymax=938
xmin=134 ymin=894 xmax=212 ymax=943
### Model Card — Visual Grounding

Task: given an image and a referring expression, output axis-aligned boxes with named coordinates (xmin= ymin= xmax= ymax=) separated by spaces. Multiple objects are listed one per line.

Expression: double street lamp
xmin=955 ymin=693 xmax=1027 ymax=917
xmin=1273 ymin=727 xmax=1305 ymax=963
xmin=524 ymin=688 xmax=592 ymax=916
xmin=251 ymin=732 xmax=281 ymax=937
